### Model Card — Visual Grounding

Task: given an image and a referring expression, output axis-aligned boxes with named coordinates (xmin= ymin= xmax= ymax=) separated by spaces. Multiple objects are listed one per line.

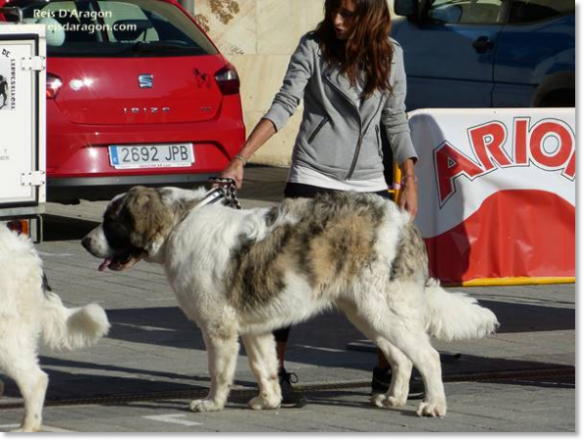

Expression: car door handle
xmin=472 ymin=36 xmax=495 ymax=53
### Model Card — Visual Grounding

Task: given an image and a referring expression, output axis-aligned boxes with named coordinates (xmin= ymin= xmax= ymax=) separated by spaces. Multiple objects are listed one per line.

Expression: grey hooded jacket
xmin=263 ymin=32 xmax=418 ymax=182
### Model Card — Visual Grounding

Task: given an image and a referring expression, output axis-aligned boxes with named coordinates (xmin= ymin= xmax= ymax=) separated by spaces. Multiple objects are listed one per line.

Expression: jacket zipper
xmin=345 ymin=96 xmax=385 ymax=180
xmin=308 ymin=115 xmax=329 ymax=144
xmin=322 ymin=75 xmax=364 ymax=180
xmin=323 ymin=73 xmax=387 ymax=180
xmin=375 ymin=125 xmax=381 ymax=155
xmin=323 ymin=73 xmax=361 ymax=117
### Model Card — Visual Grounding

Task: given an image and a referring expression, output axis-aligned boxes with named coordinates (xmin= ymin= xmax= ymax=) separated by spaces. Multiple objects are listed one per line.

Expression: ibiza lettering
xmin=434 ymin=118 xmax=575 ymax=206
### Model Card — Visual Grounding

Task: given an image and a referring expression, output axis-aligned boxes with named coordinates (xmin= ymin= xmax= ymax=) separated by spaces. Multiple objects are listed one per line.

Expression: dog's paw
xmin=248 ymin=394 xmax=281 ymax=410
xmin=189 ymin=398 xmax=224 ymax=413
xmin=11 ymin=427 xmax=39 ymax=433
xmin=371 ymin=393 xmax=406 ymax=409
xmin=416 ymin=400 xmax=447 ymax=418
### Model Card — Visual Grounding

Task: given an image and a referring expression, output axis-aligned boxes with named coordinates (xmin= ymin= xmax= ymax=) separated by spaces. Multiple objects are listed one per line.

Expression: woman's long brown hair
xmin=314 ymin=0 xmax=393 ymax=98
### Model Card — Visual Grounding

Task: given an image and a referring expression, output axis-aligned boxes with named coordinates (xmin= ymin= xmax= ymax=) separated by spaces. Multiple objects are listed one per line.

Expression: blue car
xmin=391 ymin=0 xmax=575 ymax=110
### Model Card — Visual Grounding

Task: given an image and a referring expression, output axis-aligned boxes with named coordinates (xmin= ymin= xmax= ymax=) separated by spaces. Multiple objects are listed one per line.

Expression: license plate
xmin=108 ymin=144 xmax=194 ymax=169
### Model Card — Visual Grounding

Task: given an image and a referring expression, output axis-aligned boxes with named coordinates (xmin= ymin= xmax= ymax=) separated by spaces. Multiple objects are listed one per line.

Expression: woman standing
xmin=220 ymin=0 xmax=421 ymax=406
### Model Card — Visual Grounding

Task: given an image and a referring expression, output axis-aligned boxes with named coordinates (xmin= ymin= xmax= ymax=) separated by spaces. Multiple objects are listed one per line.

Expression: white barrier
xmin=410 ymin=108 xmax=575 ymax=285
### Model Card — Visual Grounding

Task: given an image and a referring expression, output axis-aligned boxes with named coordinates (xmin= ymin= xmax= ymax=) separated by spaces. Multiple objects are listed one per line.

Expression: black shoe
xmin=278 ymin=368 xmax=307 ymax=408
xmin=371 ymin=366 xmax=425 ymax=400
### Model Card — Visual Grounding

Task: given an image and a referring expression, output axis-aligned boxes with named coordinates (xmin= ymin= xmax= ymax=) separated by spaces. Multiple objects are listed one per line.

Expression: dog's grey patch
xmin=228 ymin=192 xmax=388 ymax=311
xmin=263 ymin=206 xmax=281 ymax=228
xmin=391 ymin=224 xmax=429 ymax=282
xmin=307 ymin=192 xmax=386 ymax=282
xmin=229 ymin=224 xmax=292 ymax=311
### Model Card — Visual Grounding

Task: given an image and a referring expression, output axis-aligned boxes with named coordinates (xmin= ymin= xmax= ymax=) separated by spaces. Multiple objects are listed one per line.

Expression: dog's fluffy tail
xmin=41 ymin=291 xmax=110 ymax=350
xmin=424 ymin=279 xmax=499 ymax=341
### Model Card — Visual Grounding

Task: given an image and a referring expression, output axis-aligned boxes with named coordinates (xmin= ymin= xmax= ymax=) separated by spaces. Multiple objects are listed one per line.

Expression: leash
xmin=193 ymin=177 xmax=242 ymax=210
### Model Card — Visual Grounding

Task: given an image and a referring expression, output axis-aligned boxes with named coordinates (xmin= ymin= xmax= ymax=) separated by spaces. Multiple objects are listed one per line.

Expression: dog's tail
xmin=424 ymin=279 xmax=499 ymax=341
xmin=41 ymin=291 xmax=110 ymax=350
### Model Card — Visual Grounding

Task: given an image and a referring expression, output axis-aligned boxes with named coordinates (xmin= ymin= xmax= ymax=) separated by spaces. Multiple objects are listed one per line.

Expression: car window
xmin=508 ymin=0 xmax=575 ymax=24
xmin=7 ymin=0 xmax=218 ymax=57
xmin=98 ymin=1 xmax=159 ymax=43
xmin=427 ymin=0 xmax=506 ymax=25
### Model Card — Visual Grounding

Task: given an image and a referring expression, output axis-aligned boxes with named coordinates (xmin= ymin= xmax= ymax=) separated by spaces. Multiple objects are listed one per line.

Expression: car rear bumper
xmin=45 ymin=96 xmax=245 ymax=201
xmin=48 ymin=173 xmax=215 ymax=201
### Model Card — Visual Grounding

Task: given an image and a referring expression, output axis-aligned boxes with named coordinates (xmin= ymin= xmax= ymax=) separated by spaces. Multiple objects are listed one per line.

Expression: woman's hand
xmin=219 ymin=157 xmax=245 ymax=189
xmin=399 ymin=177 xmax=418 ymax=220
xmin=218 ymin=119 xmax=277 ymax=190
xmin=399 ymin=158 xmax=418 ymax=220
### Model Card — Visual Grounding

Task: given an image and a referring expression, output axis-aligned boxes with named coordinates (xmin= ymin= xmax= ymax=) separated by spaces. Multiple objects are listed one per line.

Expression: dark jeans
xmin=273 ymin=182 xmax=391 ymax=343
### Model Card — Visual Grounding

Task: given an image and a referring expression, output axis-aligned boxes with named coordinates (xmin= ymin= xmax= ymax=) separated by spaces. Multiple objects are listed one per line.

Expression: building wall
xmin=191 ymin=0 xmax=394 ymax=166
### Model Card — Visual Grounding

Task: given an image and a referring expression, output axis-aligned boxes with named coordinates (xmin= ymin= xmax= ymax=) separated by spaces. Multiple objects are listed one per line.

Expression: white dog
xmin=0 ymin=225 xmax=110 ymax=432
xmin=82 ymin=186 xmax=498 ymax=417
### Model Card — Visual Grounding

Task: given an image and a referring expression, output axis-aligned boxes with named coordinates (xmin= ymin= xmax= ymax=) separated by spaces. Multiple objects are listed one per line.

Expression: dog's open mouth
xmin=98 ymin=249 xmax=142 ymax=272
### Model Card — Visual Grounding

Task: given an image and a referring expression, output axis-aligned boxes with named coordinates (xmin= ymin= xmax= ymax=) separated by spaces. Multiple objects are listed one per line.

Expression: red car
xmin=1 ymin=0 xmax=244 ymax=201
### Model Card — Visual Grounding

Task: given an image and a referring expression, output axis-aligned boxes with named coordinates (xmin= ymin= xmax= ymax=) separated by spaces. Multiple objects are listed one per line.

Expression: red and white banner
xmin=410 ymin=108 xmax=575 ymax=284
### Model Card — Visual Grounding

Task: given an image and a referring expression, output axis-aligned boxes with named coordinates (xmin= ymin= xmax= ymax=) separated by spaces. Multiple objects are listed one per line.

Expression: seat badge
xmin=139 ymin=74 xmax=154 ymax=89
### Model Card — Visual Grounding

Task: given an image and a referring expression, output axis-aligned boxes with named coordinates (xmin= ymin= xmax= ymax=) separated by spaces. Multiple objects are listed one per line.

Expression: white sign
xmin=409 ymin=108 xmax=575 ymax=282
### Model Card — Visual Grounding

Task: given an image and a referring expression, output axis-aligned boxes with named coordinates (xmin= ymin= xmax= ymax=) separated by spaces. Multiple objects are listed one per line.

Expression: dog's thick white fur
xmin=0 ymin=225 xmax=110 ymax=432
xmin=83 ymin=186 xmax=498 ymax=418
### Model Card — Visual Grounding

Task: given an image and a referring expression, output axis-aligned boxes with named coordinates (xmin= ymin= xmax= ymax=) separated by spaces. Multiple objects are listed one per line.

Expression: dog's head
xmin=82 ymin=186 xmax=207 ymax=271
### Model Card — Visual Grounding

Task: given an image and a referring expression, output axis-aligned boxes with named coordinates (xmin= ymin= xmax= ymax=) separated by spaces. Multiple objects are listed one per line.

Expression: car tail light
xmin=46 ymin=73 xmax=63 ymax=99
xmin=215 ymin=63 xmax=240 ymax=95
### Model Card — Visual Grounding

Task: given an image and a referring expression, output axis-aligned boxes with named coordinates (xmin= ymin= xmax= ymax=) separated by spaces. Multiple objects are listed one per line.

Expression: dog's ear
xmin=159 ymin=187 xmax=209 ymax=208
xmin=123 ymin=187 xmax=176 ymax=255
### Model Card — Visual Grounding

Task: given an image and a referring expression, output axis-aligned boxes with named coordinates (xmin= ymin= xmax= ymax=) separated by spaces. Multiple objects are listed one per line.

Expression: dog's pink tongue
xmin=98 ymin=259 xmax=112 ymax=272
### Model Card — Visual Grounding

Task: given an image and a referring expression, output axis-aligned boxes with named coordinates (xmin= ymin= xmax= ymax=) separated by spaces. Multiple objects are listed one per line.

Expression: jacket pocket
xmin=308 ymin=115 xmax=329 ymax=144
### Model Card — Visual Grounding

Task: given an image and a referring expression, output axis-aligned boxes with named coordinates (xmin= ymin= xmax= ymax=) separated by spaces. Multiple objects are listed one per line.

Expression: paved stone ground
xmin=0 ymin=166 xmax=576 ymax=433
